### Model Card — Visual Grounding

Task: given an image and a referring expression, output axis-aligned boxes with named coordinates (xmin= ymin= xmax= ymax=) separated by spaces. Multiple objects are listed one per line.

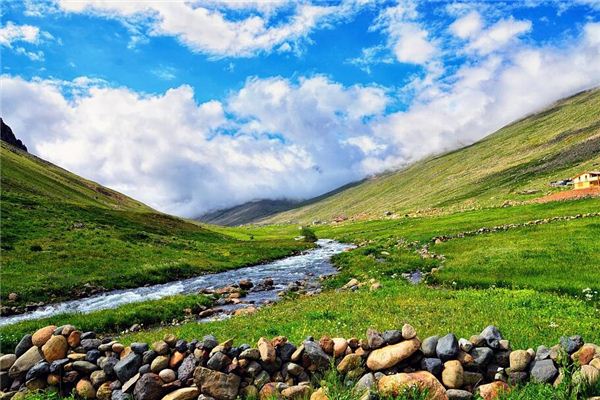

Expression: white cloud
xmin=55 ymin=0 xmax=359 ymax=57
xmin=467 ymin=16 xmax=532 ymax=54
xmin=449 ymin=11 xmax=483 ymax=39
xmin=0 ymin=22 xmax=41 ymax=47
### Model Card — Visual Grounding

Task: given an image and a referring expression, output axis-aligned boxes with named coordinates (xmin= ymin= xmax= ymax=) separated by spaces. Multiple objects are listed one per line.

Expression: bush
xmin=301 ymin=227 xmax=318 ymax=242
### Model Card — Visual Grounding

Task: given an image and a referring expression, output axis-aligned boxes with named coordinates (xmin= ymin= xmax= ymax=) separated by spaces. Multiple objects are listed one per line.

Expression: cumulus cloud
xmin=55 ymin=0 xmax=359 ymax=57
xmin=0 ymin=21 xmax=52 ymax=60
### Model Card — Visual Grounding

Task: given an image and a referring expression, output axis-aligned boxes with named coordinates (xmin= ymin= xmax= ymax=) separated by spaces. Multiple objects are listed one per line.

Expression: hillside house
xmin=572 ymin=171 xmax=600 ymax=190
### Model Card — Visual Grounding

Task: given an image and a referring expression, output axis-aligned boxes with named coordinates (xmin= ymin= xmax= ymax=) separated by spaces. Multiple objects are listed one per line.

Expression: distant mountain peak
xmin=1 ymin=119 xmax=28 ymax=152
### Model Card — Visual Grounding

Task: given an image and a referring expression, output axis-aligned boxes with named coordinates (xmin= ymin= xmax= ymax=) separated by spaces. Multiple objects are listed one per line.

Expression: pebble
xmin=158 ymin=369 xmax=176 ymax=383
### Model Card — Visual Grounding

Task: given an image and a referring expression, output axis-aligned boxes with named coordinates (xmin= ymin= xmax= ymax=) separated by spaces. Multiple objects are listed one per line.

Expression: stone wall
xmin=0 ymin=324 xmax=599 ymax=400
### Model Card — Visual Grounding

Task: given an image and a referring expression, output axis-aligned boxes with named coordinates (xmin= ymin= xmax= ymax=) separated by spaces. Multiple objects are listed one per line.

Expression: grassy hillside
xmin=265 ymin=88 xmax=600 ymax=223
xmin=0 ymin=142 xmax=310 ymax=306
xmin=198 ymin=199 xmax=299 ymax=226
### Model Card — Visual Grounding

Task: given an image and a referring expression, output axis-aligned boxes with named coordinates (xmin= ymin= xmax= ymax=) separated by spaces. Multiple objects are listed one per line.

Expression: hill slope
xmin=264 ymin=88 xmax=600 ymax=224
xmin=198 ymin=199 xmax=299 ymax=226
xmin=0 ymin=140 xmax=307 ymax=307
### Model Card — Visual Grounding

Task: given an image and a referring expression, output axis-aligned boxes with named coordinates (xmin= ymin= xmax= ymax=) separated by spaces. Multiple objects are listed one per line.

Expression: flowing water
xmin=0 ymin=239 xmax=354 ymax=327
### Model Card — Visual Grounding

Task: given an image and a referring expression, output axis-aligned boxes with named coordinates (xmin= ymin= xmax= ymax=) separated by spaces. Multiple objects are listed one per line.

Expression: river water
xmin=0 ymin=239 xmax=353 ymax=327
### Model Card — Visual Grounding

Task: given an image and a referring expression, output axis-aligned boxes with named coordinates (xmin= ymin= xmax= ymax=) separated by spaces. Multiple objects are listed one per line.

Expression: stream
xmin=0 ymin=239 xmax=354 ymax=327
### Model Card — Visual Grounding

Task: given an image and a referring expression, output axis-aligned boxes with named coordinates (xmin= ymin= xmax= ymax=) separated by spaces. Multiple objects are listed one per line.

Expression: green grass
xmin=0 ymin=143 xmax=311 ymax=306
xmin=265 ymin=88 xmax=600 ymax=224
xmin=432 ymin=218 xmax=600 ymax=296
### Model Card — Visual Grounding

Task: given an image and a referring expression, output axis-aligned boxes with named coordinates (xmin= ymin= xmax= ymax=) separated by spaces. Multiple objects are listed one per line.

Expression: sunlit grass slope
xmin=266 ymin=88 xmax=600 ymax=223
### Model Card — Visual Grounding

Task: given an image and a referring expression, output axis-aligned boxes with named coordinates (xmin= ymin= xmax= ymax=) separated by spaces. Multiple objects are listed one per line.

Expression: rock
xmin=122 ymin=373 xmax=140 ymax=393
xmin=442 ymin=360 xmax=463 ymax=389
xmin=76 ymin=379 xmax=97 ymax=399
xmin=378 ymin=371 xmax=448 ymax=400
xmin=73 ymin=361 xmax=100 ymax=374
xmin=469 ymin=347 xmax=494 ymax=368
xmin=446 ymin=389 xmax=472 ymax=400
xmin=508 ymin=371 xmax=528 ymax=385
xmin=382 ymin=330 xmax=402 ymax=345
xmin=436 ymin=334 xmax=459 ymax=361
xmin=254 ymin=370 xmax=270 ymax=389
xmin=158 ymin=369 xmax=176 ymax=383
xmin=560 ymin=335 xmax=583 ymax=354
xmin=480 ymin=326 xmax=502 ymax=349
xmin=14 ymin=335 xmax=33 ymax=358
xmin=114 ymin=353 xmax=142 ymax=382
xmin=422 ymin=336 xmax=439 ymax=358
xmin=163 ymin=334 xmax=177 ymax=347
xmin=575 ymin=365 xmax=599 ymax=386
xmin=421 ymin=358 xmax=443 ymax=377
xmin=112 ymin=390 xmax=132 ymax=400
xmin=281 ymin=386 xmax=311 ymax=399
xmin=366 ymin=329 xmax=384 ymax=349
xmin=530 ymin=359 xmax=558 ymax=383
xmin=0 ymin=355 xmax=16 ymax=371
xmin=591 ymin=358 xmax=600 ymax=370
xmin=152 ymin=341 xmax=169 ymax=356
xmin=82 ymin=339 xmax=102 ymax=351
xmin=278 ymin=342 xmax=296 ymax=362
xmin=130 ymin=343 xmax=149 ymax=354
xmin=571 ymin=344 xmax=596 ymax=365
xmin=68 ymin=331 xmax=82 ymax=348
xmin=207 ymin=352 xmax=231 ymax=372
xmin=169 ymin=351 xmax=185 ymax=368
xmin=194 ymin=367 xmax=241 ymax=400
xmin=310 ymin=388 xmax=328 ymax=400
xmin=150 ymin=356 xmax=169 ymax=373
xmin=90 ymin=370 xmax=107 ymax=387
xmin=458 ymin=339 xmax=472 ymax=353
xmin=25 ymin=361 xmax=49 ymax=381
xmin=49 ymin=358 xmax=69 ymax=374
xmin=302 ymin=341 xmax=332 ymax=372
xmin=239 ymin=348 xmax=260 ymax=360
xmin=337 ymin=354 xmax=361 ymax=374
xmin=31 ymin=326 xmax=56 ymax=347
xmin=97 ymin=382 xmax=113 ymax=400
xmin=463 ymin=371 xmax=483 ymax=386
xmin=354 ymin=372 xmax=375 ymax=394
xmin=177 ymin=355 xmax=196 ymax=382
xmin=366 ymin=338 xmax=420 ymax=371
xmin=68 ymin=353 xmax=87 ymax=361
xmin=509 ymin=350 xmax=532 ymax=372
xmin=258 ymin=338 xmax=276 ymax=363
xmin=535 ymin=345 xmax=551 ymax=360
xmin=469 ymin=335 xmax=485 ymax=347
xmin=9 ymin=347 xmax=43 ymax=378
xmin=477 ymin=381 xmax=509 ymax=400
xmin=161 ymin=387 xmax=199 ymax=400
xmin=241 ymin=385 xmax=258 ymax=399
xmin=332 ymin=338 xmax=347 ymax=358
xmin=402 ymin=324 xmax=417 ymax=340
xmin=133 ymin=373 xmax=164 ymax=400
xmin=41 ymin=335 xmax=68 ymax=363
xmin=259 ymin=382 xmax=280 ymax=400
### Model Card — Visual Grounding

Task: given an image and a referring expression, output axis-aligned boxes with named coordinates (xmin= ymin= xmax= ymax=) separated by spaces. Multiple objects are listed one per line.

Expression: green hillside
xmin=0 ymin=142 xmax=309 ymax=307
xmin=265 ymin=88 xmax=600 ymax=223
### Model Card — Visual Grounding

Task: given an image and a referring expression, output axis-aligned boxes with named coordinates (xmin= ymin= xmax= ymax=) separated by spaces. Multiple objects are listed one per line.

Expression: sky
xmin=1 ymin=0 xmax=599 ymax=217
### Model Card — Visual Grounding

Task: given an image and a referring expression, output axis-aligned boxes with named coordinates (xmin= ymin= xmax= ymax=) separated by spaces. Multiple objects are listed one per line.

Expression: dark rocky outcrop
xmin=1 ymin=119 xmax=27 ymax=152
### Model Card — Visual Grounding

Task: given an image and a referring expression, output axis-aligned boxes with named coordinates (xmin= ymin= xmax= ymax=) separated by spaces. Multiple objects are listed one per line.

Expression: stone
xmin=366 ymin=329 xmax=384 ymax=349
xmin=442 ymin=360 xmax=463 ymax=389
xmin=421 ymin=358 xmax=443 ymax=377
xmin=0 ymin=355 xmax=16 ymax=371
xmin=332 ymin=338 xmax=348 ymax=358
xmin=402 ymin=324 xmax=417 ymax=340
xmin=207 ymin=352 xmax=231 ymax=372
xmin=26 ymin=377 xmax=47 ymax=391
xmin=73 ymin=361 xmax=100 ymax=374
xmin=469 ymin=335 xmax=485 ymax=347
xmin=382 ymin=330 xmax=402 ymax=345
xmin=112 ymin=343 xmax=125 ymax=354
xmin=25 ymin=361 xmax=49 ymax=381
xmin=281 ymin=386 xmax=311 ymax=399
xmin=49 ymin=358 xmax=69 ymax=374
xmin=81 ymin=339 xmax=102 ymax=351
xmin=571 ymin=344 xmax=596 ymax=365
xmin=130 ymin=343 xmax=149 ymax=355
xmin=122 ymin=373 xmax=140 ymax=393
xmin=258 ymin=338 xmax=276 ymax=363
xmin=469 ymin=347 xmax=494 ymax=368
xmin=158 ymin=369 xmax=176 ymax=383
xmin=254 ymin=370 xmax=270 ymax=389
xmin=161 ymin=387 xmax=199 ymax=400
xmin=76 ymin=379 xmax=96 ymax=399
xmin=422 ymin=336 xmax=439 ymax=358
xmin=366 ymin=338 xmax=420 ymax=371
xmin=68 ymin=353 xmax=87 ymax=361
xmin=278 ymin=342 xmax=296 ymax=362
xmin=319 ymin=337 xmax=334 ymax=354
xmin=169 ymin=352 xmax=185 ymax=368
xmin=378 ymin=371 xmax=448 ymax=400
xmin=9 ymin=347 xmax=43 ymax=379
xmin=112 ymin=390 xmax=132 ymax=400
xmin=530 ymin=359 xmax=558 ymax=383
xmin=68 ymin=331 xmax=82 ymax=348
xmin=560 ymin=335 xmax=583 ymax=354
xmin=31 ymin=326 xmax=56 ymax=347
xmin=259 ymin=383 xmax=280 ymax=400
xmin=535 ymin=345 xmax=551 ymax=360
xmin=591 ymin=358 xmax=600 ymax=370
xmin=337 ymin=354 xmax=361 ymax=374
xmin=354 ymin=372 xmax=375 ymax=394
xmin=87 ymin=350 xmax=102 ymax=364
xmin=508 ymin=371 xmax=528 ymax=385
xmin=194 ymin=367 xmax=241 ymax=400
xmin=41 ymin=336 xmax=68 ymax=363
xmin=90 ymin=370 xmax=108 ymax=387
xmin=477 ymin=382 xmax=509 ymax=400
xmin=241 ymin=385 xmax=258 ymax=399
xmin=575 ymin=365 xmax=599 ymax=386
xmin=445 ymin=389 xmax=472 ymax=400
xmin=436 ymin=334 xmax=459 ymax=361
xmin=150 ymin=356 xmax=169 ymax=373
xmin=480 ymin=326 xmax=502 ymax=349
xmin=462 ymin=371 xmax=483 ymax=386
xmin=458 ymin=339 xmax=472 ymax=353
xmin=239 ymin=348 xmax=260 ymax=360
xmin=310 ymin=388 xmax=328 ymax=400
xmin=509 ymin=350 xmax=531 ymax=372
xmin=114 ymin=353 xmax=142 ymax=382
xmin=302 ymin=341 xmax=332 ymax=372
xmin=152 ymin=341 xmax=169 ymax=356
xmin=133 ymin=373 xmax=164 ymax=400
xmin=15 ymin=335 xmax=33 ymax=358
xmin=97 ymin=382 xmax=112 ymax=400
xmin=177 ymin=355 xmax=196 ymax=382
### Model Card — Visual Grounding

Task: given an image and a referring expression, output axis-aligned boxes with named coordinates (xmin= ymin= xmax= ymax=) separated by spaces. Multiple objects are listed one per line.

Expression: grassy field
xmin=265 ymin=88 xmax=600 ymax=224
xmin=0 ymin=143 xmax=311 ymax=306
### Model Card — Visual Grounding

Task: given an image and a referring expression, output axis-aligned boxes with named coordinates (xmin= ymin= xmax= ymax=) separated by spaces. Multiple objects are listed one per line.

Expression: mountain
xmin=1 ymin=119 xmax=27 ymax=152
xmin=198 ymin=199 xmax=300 ymax=226
xmin=263 ymin=88 xmax=600 ymax=224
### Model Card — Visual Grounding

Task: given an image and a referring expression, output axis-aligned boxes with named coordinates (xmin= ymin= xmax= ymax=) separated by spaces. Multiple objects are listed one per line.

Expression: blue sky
xmin=1 ymin=1 xmax=599 ymax=216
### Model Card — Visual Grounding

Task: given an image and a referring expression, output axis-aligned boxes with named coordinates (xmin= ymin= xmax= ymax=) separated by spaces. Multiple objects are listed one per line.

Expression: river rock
xmin=207 ymin=352 xmax=231 ymax=372
xmin=458 ymin=339 xmax=473 ymax=353
xmin=571 ymin=344 xmax=596 ymax=365
xmin=509 ymin=350 xmax=531 ymax=372
xmin=194 ymin=367 xmax=241 ymax=400
xmin=114 ymin=353 xmax=142 ymax=382
xmin=422 ymin=336 xmax=439 ymax=358
xmin=337 ymin=354 xmax=361 ymax=374
xmin=73 ymin=361 xmax=100 ymax=374
xmin=239 ymin=348 xmax=260 ymax=360
xmin=378 ymin=371 xmax=448 ymax=400
xmin=257 ymin=338 xmax=276 ymax=363
xmin=25 ymin=361 xmax=49 ymax=381
xmin=177 ymin=355 xmax=196 ymax=382
xmin=150 ymin=356 xmax=169 ymax=373
xmin=9 ymin=346 xmax=43 ymax=378
xmin=402 ymin=324 xmax=417 ymax=340
xmin=421 ymin=358 xmax=443 ymax=377
xmin=442 ymin=360 xmax=463 ymax=389
xmin=282 ymin=385 xmax=311 ymax=400
xmin=575 ymin=365 xmax=600 ymax=386
xmin=68 ymin=331 xmax=82 ymax=348
xmin=535 ymin=345 xmax=551 ymax=360
xmin=0 ymin=355 xmax=16 ymax=371
xmin=367 ymin=329 xmax=385 ymax=349
xmin=560 ymin=335 xmax=583 ymax=354
xmin=15 ymin=335 xmax=33 ymax=358
xmin=133 ymin=373 xmax=164 ymax=400
xmin=158 ymin=369 xmax=176 ymax=383
xmin=40 ymin=335 xmax=67 ymax=363
xmin=76 ymin=379 xmax=96 ymax=399
xmin=530 ymin=359 xmax=558 ymax=383
xmin=332 ymin=338 xmax=348 ymax=358
xmin=436 ymin=334 xmax=458 ymax=361
xmin=469 ymin=347 xmax=494 ymax=368
xmin=366 ymin=338 xmax=420 ymax=371
xmin=477 ymin=381 xmax=509 ymax=400
xmin=382 ymin=330 xmax=402 ymax=345
xmin=302 ymin=341 xmax=331 ymax=371
xmin=480 ymin=326 xmax=502 ymax=349
xmin=130 ymin=343 xmax=149 ymax=355
xmin=446 ymin=389 xmax=472 ymax=400
xmin=97 ymin=382 xmax=113 ymax=400
xmin=319 ymin=336 xmax=334 ymax=354
xmin=161 ymin=388 xmax=199 ymax=400
xmin=278 ymin=342 xmax=296 ymax=362
xmin=354 ymin=372 xmax=375 ymax=394
xmin=31 ymin=326 xmax=56 ymax=347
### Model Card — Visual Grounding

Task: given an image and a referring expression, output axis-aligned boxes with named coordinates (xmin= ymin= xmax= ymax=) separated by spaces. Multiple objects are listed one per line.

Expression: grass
xmin=265 ymin=87 xmax=600 ymax=224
